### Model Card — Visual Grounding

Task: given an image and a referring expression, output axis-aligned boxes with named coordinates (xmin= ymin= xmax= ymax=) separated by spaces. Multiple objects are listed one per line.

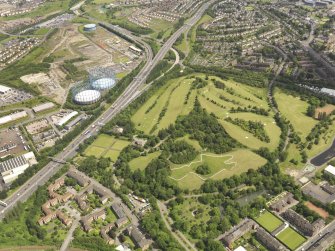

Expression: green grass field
xmin=254 ymin=211 xmax=283 ymax=232
xmin=170 ymin=149 xmax=267 ymax=190
xmin=274 ymin=88 xmax=317 ymax=139
xmin=132 ymin=76 xmax=195 ymax=134
xmin=130 ymin=73 xmax=275 ymax=190
xmin=132 ymin=74 xmax=280 ymax=152
xmin=129 ymin=151 xmax=161 ymax=171
xmin=277 ymin=227 xmax=306 ymax=250
xmin=84 ymin=134 xmax=130 ymax=161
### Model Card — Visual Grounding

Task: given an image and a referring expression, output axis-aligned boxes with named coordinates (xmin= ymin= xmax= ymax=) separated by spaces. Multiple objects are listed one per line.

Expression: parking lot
xmin=0 ymin=128 xmax=27 ymax=158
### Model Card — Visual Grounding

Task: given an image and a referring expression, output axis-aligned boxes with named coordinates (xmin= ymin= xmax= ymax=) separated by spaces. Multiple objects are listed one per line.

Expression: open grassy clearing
xmin=84 ymin=134 xmax=130 ymax=161
xmin=274 ymin=88 xmax=317 ymax=139
xmin=254 ymin=210 xmax=283 ymax=232
xmin=276 ymin=227 xmax=306 ymax=250
xmin=129 ymin=151 xmax=161 ymax=171
xmin=169 ymin=149 xmax=267 ymax=190
xmin=280 ymin=143 xmax=304 ymax=170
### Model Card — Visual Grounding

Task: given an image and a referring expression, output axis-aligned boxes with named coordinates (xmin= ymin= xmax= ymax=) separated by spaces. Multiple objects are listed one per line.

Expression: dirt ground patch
xmin=314 ymin=104 xmax=335 ymax=119
xmin=305 ymin=201 xmax=329 ymax=219
xmin=20 ymin=72 xmax=66 ymax=104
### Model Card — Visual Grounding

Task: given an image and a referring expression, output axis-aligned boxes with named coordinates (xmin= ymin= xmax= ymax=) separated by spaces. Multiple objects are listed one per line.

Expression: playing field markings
xmin=170 ymin=153 xmax=237 ymax=182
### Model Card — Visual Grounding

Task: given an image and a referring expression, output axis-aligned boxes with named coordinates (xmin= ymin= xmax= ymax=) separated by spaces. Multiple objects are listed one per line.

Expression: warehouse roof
xmin=0 ymin=155 xmax=28 ymax=173
xmin=32 ymin=102 xmax=55 ymax=113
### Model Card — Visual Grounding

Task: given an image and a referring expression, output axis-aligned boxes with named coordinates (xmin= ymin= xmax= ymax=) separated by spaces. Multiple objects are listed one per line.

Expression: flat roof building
xmin=56 ymin=111 xmax=78 ymax=127
xmin=0 ymin=111 xmax=28 ymax=126
xmin=0 ymin=151 xmax=37 ymax=184
xmin=324 ymin=165 xmax=335 ymax=177
xmin=32 ymin=102 xmax=55 ymax=113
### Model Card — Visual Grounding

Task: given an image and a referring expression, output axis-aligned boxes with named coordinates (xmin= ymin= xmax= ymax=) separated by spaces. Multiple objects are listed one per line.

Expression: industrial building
xmin=32 ymin=102 xmax=55 ymax=113
xmin=0 ymin=111 xmax=28 ymax=126
xmin=56 ymin=111 xmax=79 ymax=127
xmin=84 ymin=23 xmax=97 ymax=32
xmin=0 ymin=151 xmax=37 ymax=184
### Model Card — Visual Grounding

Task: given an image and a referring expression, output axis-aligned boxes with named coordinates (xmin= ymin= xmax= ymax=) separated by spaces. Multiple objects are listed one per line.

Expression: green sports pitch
xmin=254 ymin=210 xmax=283 ymax=232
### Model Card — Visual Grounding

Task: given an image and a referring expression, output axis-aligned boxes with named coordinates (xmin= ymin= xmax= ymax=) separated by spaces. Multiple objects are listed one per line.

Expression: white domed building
xmin=74 ymin=90 xmax=101 ymax=105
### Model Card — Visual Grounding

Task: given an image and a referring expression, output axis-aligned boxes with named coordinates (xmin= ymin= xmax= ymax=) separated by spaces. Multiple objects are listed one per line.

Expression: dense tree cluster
xmin=115 ymin=151 xmax=181 ymax=200
xmin=305 ymin=117 xmax=334 ymax=150
xmin=230 ymin=106 xmax=269 ymax=116
xmin=293 ymin=203 xmax=321 ymax=223
xmin=146 ymin=60 xmax=172 ymax=84
xmin=225 ymin=117 xmax=270 ymax=143
xmin=191 ymin=77 xmax=208 ymax=89
xmin=195 ymin=164 xmax=211 ymax=175
xmin=189 ymin=65 xmax=269 ymax=88
xmin=213 ymin=80 xmax=225 ymax=89
xmin=159 ymin=99 xmax=239 ymax=154
xmin=163 ymin=140 xmax=198 ymax=164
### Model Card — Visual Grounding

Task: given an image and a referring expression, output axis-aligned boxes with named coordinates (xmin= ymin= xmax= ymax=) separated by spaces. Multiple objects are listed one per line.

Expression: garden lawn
xmin=254 ymin=211 xmax=283 ymax=232
xmin=277 ymin=227 xmax=306 ymax=250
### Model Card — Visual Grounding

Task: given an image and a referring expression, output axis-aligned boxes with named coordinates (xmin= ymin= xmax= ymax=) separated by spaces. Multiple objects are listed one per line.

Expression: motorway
xmin=0 ymin=0 xmax=216 ymax=219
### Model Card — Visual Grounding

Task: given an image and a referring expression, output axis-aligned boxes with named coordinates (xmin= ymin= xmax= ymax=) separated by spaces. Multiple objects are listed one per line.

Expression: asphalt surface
xmin=310 ymin=138 xmax=335 ymax=166
xmin=297 ymin=219 xmax=335 ymax=251
xmin=0 ymin=0 xmax=215 ymax=219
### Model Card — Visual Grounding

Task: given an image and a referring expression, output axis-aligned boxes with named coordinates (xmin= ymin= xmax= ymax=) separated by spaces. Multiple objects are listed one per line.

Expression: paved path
xmin=60 ymin=218 xmax=79 ymax=251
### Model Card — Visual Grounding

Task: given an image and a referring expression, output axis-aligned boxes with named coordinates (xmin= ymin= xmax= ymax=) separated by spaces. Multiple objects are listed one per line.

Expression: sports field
xmin=84 ymin=134 xmax=130 ymax=161
xmin=254 ymin=211 xmax=283 ymax=232
xmin=277 ymin=227 xmax=306 ymax=250
xmin=169 ymin=149 xmax=267 ymax=190
xmin=129 ymin=151 xmax=161 ymax=171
